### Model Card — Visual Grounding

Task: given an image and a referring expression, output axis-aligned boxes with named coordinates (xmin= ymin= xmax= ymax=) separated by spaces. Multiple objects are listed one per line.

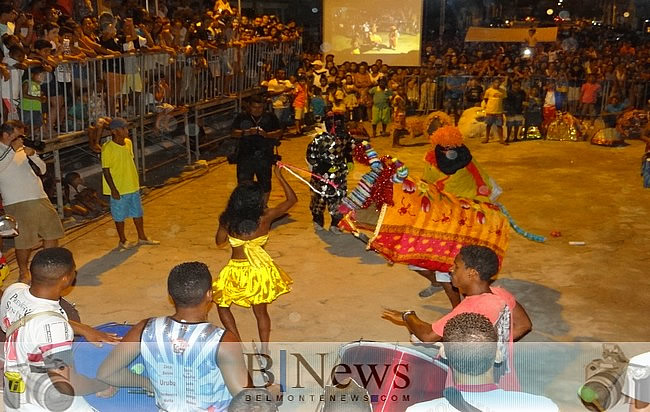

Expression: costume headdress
xmin=426 ymin=126 xmax=471 ymax=175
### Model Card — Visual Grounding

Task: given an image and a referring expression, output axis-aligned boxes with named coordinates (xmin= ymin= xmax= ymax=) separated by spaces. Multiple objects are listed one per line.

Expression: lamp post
xmin=440 ymin=0 xmax=445 ymax=41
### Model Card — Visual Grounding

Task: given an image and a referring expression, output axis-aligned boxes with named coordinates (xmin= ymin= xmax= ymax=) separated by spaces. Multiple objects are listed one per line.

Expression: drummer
xmin=383 ymin=245 xmax=531 ymax=342
xmin=405 ymin=313 xmax=558 ymax=411
xmin=382 ymin=245 xmax=532 ymax=389
xmin=98 ymin=262 xmax=250 ymax=410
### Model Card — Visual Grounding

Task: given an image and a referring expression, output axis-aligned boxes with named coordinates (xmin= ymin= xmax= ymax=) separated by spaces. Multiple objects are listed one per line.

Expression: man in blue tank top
xmin=99 ymin=262 xmax=249 ymax=411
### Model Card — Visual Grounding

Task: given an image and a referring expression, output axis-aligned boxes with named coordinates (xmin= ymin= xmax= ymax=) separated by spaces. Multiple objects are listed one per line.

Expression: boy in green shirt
xmin=369 ymin=78 xmax=392 ymax=138
xmin=20 ymin=66 xmax=46 ymax=137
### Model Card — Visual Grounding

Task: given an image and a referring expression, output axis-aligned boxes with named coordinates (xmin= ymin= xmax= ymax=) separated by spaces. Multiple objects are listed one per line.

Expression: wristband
xmin=402 ymin=310 xmax=415 ymax=322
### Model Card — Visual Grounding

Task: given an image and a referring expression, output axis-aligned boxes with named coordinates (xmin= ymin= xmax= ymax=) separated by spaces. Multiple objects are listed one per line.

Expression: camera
xmin=579 ymin=344 xmax=629 ymax=411
xmin=22 ymin=138 xmax=45 ymax=152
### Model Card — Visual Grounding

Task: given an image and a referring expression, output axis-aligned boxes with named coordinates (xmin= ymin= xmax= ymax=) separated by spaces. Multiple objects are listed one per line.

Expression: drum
xmin=73 ymin=323 xmax=157 ymax=412
xmin=338 ymin=341 xmax=448 ymax=411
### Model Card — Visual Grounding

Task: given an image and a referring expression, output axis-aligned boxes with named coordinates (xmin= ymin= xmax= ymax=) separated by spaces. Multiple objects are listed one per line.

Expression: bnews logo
xmin=245 ymin=350 xmax=412 ymax=403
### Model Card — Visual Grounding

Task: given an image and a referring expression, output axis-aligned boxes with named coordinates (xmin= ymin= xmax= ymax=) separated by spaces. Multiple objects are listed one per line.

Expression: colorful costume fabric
xmin=339 ymin=137 xmax=509 ymax=272
xmin=213 ymin=235 xmax=292 ymax=307
xmin=422 ymin=144 xmax=495 ymax=202
xmin=306 ymin=114 xmax=355 ymax=227
xmin=369 ymin=180 xmax=509 ymax=272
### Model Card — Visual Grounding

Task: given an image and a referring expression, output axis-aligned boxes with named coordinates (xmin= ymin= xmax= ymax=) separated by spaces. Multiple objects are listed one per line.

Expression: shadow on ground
xmin=317 ymin=231 xmax=387 ymax=265
xmin=270 ymin=215 xmax=297 ymax=230
xmin=494 ymin=278 xmax=569 ymax=340
xmin=76 ymin=249 xmax=138 ymax=286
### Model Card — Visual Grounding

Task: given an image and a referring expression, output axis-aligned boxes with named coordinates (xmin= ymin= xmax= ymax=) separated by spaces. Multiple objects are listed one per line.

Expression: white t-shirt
xmin=0 ymin=283 xmax=94 ymax=411
xmin=0 ymin=145 xmax=48 ymax=206
xmin=1 ymin=58 xmax=22 ymax=101
xmin=405 ymin=388 xmax=559 ymax=412
xmin=312 ymin=69 xmax=328 ymax=87
xmin=122 ymin=36 xmax=147 ymax=74
xmin=266 ymin=78 xmax=293 ymax=109
xmin=623 ymin=351 xmax=650 ymax=404
xmin=544 ymin=91 xmax=556 ymax=108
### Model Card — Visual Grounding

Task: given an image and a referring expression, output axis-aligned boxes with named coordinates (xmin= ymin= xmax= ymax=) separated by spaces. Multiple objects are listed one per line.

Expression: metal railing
xmin=1 ymin=39 xmax=302 ymax=141
xmin=399 ymin=74 xmax=650 ymax=117
xmin=0 ymin=39 xmax=302 ymax=216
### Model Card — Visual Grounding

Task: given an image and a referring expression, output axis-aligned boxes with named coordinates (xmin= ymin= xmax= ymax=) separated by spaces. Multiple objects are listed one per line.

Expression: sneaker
xmin=418 ymin=283 xmax=442 ymax=298
xmin=138 ymin=238 xmax=160 ymax=246
xmin=481 ymin=139 xmax=489 ymax=144
xmin=117 ymin=241 xmax=137 ymax=250
xmin=329 ymin=226 xmax=343 ymax=235
xmin=313 ymin=222 xmax=324 ymax=231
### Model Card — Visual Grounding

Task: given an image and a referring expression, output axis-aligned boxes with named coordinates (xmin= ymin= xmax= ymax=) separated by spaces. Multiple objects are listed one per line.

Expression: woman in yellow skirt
xmin=214 ymin=166 xmax=297 ymax=350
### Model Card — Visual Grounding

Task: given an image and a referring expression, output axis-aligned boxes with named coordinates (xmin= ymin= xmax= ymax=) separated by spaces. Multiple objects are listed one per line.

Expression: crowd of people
xmin=0 ymin=1 xmax=649 ymax=411
xmin=0 ymin=0 xmax=302 ymax=136
xmin=263 ymin=23 xmax=648 ymax=144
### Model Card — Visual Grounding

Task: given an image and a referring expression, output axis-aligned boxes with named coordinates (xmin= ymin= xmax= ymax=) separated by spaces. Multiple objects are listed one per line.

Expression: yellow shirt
xmin=101 ymin=138 xmax=140 ymax=195
xmin=483 ymin=87 xmax=506 ymax=114
xmin=422 ymin=161 xmax=493 ymax=202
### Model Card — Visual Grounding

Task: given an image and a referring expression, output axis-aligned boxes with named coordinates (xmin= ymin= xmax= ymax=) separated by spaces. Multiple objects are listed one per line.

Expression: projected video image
xmin=323 ymin=0 xmax=422 ymax=66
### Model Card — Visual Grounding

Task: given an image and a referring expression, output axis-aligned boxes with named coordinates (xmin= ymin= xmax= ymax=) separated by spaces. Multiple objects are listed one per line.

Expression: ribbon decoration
xmin=277 ymin=162 xmax=342 ymax=197
xmin=497 ymin=203 xmax=547 ymax=243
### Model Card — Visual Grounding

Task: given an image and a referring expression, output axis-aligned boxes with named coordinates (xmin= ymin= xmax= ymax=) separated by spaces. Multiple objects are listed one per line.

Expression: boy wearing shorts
xmin=504 ymin=80 xmax=526 ymax=143
xmin=101 ymin=117 xmax=159 ymax=249
xmin=482 ymin=78 xmax=507 ymax=145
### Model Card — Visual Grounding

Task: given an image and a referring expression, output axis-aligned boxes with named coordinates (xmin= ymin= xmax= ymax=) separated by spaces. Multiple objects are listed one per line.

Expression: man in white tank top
xmin=98 ymin=262 xmax=250 ymax=412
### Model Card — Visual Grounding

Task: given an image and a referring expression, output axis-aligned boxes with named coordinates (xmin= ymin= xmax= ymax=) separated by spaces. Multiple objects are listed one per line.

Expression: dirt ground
xmin=3 ymin=129 xmax=649 ymax=410
xmin=8 ymin=131 xmax=648 ymax=342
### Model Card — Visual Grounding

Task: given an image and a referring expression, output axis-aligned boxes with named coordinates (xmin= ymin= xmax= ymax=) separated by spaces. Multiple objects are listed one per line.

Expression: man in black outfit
xmin=231 ymin=95 xmax=282 ymax=204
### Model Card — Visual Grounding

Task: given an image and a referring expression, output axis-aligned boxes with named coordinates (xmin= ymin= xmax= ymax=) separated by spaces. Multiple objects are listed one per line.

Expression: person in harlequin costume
xmin=411 ymin=126 xmax=501 ymax=307
xmin=306 ymin=113 xmax=355 ymax=233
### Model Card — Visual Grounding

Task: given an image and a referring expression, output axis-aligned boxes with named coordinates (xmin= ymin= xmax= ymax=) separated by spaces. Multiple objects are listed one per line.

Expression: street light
xmin=623 ymin=12 xmax=630 ymax=18
xmin=547 ymin=8 xmax=554 ymax=15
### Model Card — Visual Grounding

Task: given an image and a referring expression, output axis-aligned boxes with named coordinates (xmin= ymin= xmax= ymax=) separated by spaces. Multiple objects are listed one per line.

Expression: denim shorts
xmin=109 ymin=191 xmax=143 ymax=222
xmin=485 ymin=114 xmax=503 ymax=127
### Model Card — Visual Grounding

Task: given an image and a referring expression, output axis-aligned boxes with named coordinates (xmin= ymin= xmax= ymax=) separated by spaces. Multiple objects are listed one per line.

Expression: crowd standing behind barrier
xmin=0 ymin=38 xmax=301 ymax=217
xmin=0 ymin=40 xmax=302 ymax=141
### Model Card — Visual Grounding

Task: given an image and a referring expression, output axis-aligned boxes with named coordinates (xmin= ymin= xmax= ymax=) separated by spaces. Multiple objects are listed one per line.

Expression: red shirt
xmin=433 ymin=286 xmax=520 ymax=391
xmin=293 ymin=83 xmax=307 ymax=109
xmin=432 ymin=286 xmax=516 ymax=337
xmin=580 ymin=82 xmax=601 ymax=104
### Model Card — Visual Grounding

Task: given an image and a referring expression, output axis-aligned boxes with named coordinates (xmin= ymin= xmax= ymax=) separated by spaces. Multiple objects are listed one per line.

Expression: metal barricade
xmin=399 ymin=74 xmax=650 ymax=117
xmin=0 ymin=38 xmax=303 ymax=216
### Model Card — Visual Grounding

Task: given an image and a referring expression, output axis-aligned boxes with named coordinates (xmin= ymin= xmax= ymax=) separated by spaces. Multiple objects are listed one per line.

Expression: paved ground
xmin=3 ymin=130 xmax=649 ymax=410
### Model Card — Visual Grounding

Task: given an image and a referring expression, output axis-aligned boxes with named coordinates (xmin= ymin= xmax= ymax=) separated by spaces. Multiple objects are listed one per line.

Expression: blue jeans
xmin=274 ymin=107 xmax=291 ymax=128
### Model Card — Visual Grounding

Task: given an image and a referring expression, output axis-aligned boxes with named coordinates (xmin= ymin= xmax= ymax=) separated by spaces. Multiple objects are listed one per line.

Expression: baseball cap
xmin=311 ymin=59 xmax=323 ymax=66
xmin=109 ymin=117 xmax=128 ymax=130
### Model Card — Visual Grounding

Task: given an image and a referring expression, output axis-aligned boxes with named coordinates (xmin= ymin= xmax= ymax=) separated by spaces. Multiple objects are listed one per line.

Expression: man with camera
xmin=1 ymin=248 xmax=114 ymax=411
xmin=232 ymin=95 xmax=282 ymax=205
xmin=0 ymin=120 xmax=63 ymax=283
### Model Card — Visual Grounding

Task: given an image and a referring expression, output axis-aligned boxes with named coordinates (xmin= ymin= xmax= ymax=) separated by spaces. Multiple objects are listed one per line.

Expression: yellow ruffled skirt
xmin=213 ymin=259 xmax=292 ymax=308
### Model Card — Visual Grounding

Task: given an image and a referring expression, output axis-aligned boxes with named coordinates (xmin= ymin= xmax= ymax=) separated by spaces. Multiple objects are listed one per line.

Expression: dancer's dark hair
xmin=219 ymin=182 xmax=265 ymax=236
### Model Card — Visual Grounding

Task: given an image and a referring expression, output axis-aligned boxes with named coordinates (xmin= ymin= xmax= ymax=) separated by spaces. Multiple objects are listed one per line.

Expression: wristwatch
xmin=401 ymin=310 xmax=416 ymax=322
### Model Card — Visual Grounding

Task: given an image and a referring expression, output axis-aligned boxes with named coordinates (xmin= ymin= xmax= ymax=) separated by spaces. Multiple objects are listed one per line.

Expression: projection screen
xmin=322 ymin=0 xmax=423 ymax=66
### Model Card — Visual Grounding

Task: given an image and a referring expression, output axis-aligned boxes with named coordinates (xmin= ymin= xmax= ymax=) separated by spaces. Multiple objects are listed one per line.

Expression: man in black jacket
xmin=231 ymin=95 xmax=282 ymax=205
